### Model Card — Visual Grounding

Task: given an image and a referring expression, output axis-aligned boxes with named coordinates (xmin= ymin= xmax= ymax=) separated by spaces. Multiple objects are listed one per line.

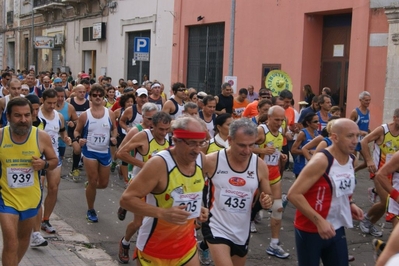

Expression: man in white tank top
xmin=37 ymin=89 xmax=71 ymax=236
xmin=202 ymin=118 xmax=273 ymax=266
xmin=288 ymin=119 xmax=363 ymax=266
xmin=74 ymin=84 xmax=118 ymax=223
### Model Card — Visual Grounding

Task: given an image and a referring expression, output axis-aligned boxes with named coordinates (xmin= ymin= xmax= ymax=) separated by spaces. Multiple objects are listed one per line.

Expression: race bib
xmin=331 ymin=172 xmax=355 ymax=198
xmin=172 ymin=192 xmax=202 ymax=219
xmin=7 ymin=167 xmax=34 ymax=188
xmin=49 ymin=133 xmax=57 ymax=145
xmin=219 ymin=188 xmax=251 ymax=214
xmin=265 ymin=149 xmax=280 ymax=166
xmin=90 ymin=133 xmax=108 ymax=146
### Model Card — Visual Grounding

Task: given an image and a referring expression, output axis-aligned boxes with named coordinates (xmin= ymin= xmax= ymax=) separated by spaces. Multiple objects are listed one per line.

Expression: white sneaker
xmin=250 ymin=221 xmax=257 ymax=233
xmin=30 ymin=232 xmax=48 ymax=247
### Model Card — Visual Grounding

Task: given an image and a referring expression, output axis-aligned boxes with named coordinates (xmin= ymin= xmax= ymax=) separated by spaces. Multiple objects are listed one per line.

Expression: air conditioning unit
xmin=55 ymin=33 xmax=64 ymax=45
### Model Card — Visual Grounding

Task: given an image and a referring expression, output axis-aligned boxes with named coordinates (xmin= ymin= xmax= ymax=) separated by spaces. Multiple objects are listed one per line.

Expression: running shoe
xmin=87 ymin=209 xmax=98 ymax=223
xmin=250 ymin=221 xmax=257 ymax=233
xmin=368 ymin=187 xmax=378 ymax=203
xmin=369 ymin=224 xmax=383 ymax=237
xmin=41 ymin=220 xmax=56 ymax=234
xmin=282 ymin=193 xmax=289 ymax=209
xmin=360 ymin=218 xmax=383 ymax=237
xmin=348 ymin=255 xmax=355 ymax=262
xmin=30 ymin=232 xmax=48 ymax=247
xmin=69 ymin=169 xmax=81 ymax=182
xmin=266 ymin=244 xmax=290 ymax=259
xmin=110 ymin=161 xmax=117 ymax=172
xmin=373 ymin=239 xmax=385 ymax=260
xmin=197 ymin=241 xmax=211 ymax=265
xmin=117 ymin=207 xmax=127 ymax=221
xmin=118 ymin=238 xmax=130 ymax=264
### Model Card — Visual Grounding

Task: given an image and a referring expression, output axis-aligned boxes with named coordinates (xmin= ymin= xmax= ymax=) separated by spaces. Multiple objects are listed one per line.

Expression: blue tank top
xmin=317 ymin=111 xmax=331 ymax=134
xmin=57 ymin=102 xmax=69 ymax=147
xmin=293 ymin=128 xmax=318 ymax=175
xmin=356 ymin=107 xmax=369 ymax=132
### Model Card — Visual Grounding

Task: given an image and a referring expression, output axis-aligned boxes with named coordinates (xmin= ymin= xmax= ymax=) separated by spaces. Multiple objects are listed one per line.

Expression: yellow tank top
xmin=131 ymin=129 xmax=170 ymax=178
xmin=259 ymin=124 xmax=284 ymax=166
xmin=137 ymin=150 xmax=204 ymax=259
xmin=0 ymin=126 xmax=42 ymax=211
xmin=206 ymin=138 xmax=224 ymax=154
xmin=373 ymin=124 xmax=399 ymax=170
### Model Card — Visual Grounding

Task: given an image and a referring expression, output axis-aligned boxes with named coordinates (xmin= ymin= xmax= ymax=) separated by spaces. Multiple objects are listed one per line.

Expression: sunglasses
xmin=177 ymin=88 xmax=187 ymax=92
xmin=91 ymin=93 xmax=104 ymax=98
xmin=312 ymin=120 xmax=319 ymax=123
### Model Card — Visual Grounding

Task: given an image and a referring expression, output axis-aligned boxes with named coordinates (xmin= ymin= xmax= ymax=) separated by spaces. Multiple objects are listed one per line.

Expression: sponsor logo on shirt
xmin=229 ymin=177 xmax=246 ymax=186
xmin=217 ymin=170 xmax=228 ymax=174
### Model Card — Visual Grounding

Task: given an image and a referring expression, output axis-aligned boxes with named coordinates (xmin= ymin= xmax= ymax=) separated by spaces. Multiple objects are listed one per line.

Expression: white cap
xmin=136 ymin=88 xmax=148 ymax=97
xmin=21 ymin=84 xmax=30 ymax=90
xmin=132 ymin=79 xmax=138 ymax=85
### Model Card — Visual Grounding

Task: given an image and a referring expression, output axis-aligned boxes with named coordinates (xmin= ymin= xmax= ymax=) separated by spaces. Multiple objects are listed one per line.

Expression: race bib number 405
xmin=219 ymin=188 xmax=251 ymax=214
xmin=172 ymin=192 xmax=202 ymax=219
xmin=7 ymin=167 xmax=34 ymax=188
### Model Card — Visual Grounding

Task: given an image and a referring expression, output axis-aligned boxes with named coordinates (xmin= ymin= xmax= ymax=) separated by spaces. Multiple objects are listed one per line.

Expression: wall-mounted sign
xmin=333 ymin=44 xmax=344 ymax=57
xmin=34 ymin=36 xmax=54 ymax=49
xmin=93 ymin=22 xmax=106 ymax=40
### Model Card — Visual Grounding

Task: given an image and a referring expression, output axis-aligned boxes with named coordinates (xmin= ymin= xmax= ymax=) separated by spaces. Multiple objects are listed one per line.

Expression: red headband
xmin=173 ymin=129 xmax=206 ymax=139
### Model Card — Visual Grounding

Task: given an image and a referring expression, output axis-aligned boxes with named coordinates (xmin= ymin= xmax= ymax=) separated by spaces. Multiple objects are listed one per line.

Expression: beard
xmin=9 ymin=121 xmax=32 ymax=136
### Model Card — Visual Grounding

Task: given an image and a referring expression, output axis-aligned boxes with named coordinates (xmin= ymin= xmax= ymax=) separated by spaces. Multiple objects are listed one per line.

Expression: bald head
xmin=268 ymin=105 xmax=285 ymax=117
xmin=330 ymin=118 xmax=358 ymax=135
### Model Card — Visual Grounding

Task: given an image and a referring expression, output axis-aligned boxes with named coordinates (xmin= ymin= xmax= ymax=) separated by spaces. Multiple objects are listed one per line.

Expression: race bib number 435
xmin=7 ymin=167 xmax=34 ymax=188
xmin=219 ymin=188 xmax=251 ymax=214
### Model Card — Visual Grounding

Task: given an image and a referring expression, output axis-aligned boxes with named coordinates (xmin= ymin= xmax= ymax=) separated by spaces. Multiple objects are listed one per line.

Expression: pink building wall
xmin=172 ymin=0 xmax=388 ymax=128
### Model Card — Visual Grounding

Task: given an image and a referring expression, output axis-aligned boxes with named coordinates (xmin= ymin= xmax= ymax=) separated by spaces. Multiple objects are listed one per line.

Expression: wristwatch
xmin=43 ymin=161 xmax=49 ymax=170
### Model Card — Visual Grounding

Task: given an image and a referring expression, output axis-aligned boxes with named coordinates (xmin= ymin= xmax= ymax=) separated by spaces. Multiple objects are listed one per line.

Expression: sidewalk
xmin=0 ymin=214 xmax=118 ymax=266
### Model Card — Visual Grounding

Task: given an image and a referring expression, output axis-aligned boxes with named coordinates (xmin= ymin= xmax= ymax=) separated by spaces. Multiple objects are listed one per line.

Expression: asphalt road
xmin=53 ymin=148 xmax=389 ymax=265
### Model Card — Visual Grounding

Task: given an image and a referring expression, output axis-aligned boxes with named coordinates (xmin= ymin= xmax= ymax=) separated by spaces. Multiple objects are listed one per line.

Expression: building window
xmin=83 ymin=27 xmax=94 ymax=42
xmin=187 ymin=23 xmax=225 ymax=96
xmin=7 ymin=11 xmax=13 ymax=25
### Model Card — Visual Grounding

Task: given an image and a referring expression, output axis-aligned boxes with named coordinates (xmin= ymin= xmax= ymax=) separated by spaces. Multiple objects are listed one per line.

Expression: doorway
xmin=83 ymin=50 xmax=96 ymax=79
xmin=127 ymin=30 xmax=150 ymax=85
xmin=319 ymin=14 xmax=351 ymax=114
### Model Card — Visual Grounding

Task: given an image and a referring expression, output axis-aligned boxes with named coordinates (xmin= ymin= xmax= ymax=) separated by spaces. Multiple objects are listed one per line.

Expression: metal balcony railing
xmin=33 ymin=0 xmax=62 ymax=8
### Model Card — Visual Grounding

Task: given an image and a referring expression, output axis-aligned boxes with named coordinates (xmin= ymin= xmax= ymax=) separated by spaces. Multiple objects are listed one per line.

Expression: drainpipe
xmin=228 ymin=0 xmax=236 ymax=76
xmin=31 ymin=0 xmax=35 ymax=69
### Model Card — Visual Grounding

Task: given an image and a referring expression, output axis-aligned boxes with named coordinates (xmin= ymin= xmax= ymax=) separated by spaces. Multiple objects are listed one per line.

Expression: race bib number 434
xmin=7 ymin=167 xmax=34 ymax=188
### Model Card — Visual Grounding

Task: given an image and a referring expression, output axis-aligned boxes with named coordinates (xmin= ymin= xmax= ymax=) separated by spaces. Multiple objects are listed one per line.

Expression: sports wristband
xmin=390 ymin=189 xmax=399 ymax=201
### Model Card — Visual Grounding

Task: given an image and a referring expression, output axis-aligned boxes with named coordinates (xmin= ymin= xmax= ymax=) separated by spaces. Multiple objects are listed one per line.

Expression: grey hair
xmin=152 ymin=111 xmax=172 ymax=126
xmin=141 ymin=102 xmax=158 ymax=116
xmin=359 ymin=91 xmax=371 ymax=100
xmin=229 ymin=118 xmax=258 ymax=139
xmin=184 ymin=102 xmax=198 ymax=112
xmin=267 ymin=105 xmax=284 ymax=116
xmin=394 ymin=108 xmax=399 ymax=117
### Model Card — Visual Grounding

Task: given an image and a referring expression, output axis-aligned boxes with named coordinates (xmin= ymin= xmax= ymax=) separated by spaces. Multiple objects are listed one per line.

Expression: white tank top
xmin=206 ymin=149 xmax=259 ymax=245
xmin=84 ymin=108 xmax=111 ymax=153
xmin=38 ymin=109 xmax=61 ymax=156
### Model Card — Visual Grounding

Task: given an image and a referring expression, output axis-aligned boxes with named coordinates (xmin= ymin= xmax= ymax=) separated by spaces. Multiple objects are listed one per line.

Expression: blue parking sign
xmin=134 ymin=37 xmax=150 ymax=61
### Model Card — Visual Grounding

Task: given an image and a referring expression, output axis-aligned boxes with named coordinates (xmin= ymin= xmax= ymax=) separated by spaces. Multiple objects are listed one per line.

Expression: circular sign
xmin=265 ymin=70 xmax=293 ymax=96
